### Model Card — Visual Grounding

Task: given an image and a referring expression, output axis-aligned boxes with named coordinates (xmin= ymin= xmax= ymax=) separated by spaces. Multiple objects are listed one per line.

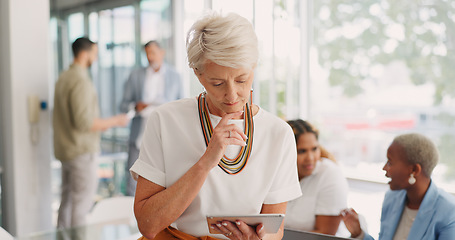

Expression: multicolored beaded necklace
xmin=197 ymin=92 xmax=254 ymax=175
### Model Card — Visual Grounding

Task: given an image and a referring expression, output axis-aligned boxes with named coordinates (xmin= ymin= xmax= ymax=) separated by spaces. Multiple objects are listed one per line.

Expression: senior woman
xmin=284 ymin=119 xmax=348 ymax=235
xmin=341 ymin=133 xmax=455 ymax=240
xmin=130 ymin=12 xmax=302 ymax=240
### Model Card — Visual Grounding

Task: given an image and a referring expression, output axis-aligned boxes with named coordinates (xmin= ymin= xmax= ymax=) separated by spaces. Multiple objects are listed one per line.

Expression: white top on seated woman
xmin=130 ymin=12 xmax=302 ymax=240
xmin=284 ymin=119 xmax=349 ymax=235
xmin=341 ymin=133 xmax=455 ymax=240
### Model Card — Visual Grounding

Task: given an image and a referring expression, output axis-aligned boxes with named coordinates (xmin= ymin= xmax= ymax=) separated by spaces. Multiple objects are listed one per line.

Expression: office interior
xmin=1 ymin=0 xmax=455 ymax=238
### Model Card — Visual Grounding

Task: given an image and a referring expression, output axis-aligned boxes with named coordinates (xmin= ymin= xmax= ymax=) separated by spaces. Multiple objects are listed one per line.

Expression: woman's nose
xmin=224 ymin=83 xmax=237 ymax=101
xmin=304 ymin=153 xmax=315 ymax=163
xmin=382 ymin=163 xmax=388 ymax=171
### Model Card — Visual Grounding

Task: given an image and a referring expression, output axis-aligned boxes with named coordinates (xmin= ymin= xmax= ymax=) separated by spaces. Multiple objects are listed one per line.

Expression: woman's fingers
xmin=341 ymin=208 xmax=359 ymax=222
xmin=211 ymin=125 xmax=246 ymax=149
xmin=226 ymin=127 xmax=248 ymax=142
xmin=340 ymin=208 xmax=356 ymax=217
xmin=340 ymin=208 xmax=362 ymax=237
xmin=211 ymin=220 xmax=262 ymax=239
xmin=201 ymin=111 xmax=248 ymax=170
xmin=237 ymin=220 xmax=263 ymax=239
xmin=213 ymin=112 xmax=248 ymax=146
xmin=218 ymin=111 xmax=244 ymax=125
xmin=211 ymin=221 xmax=238 ymax=239
xmin=255 ymin=223 xmax=265 ymax=239
xmin=224 ymin=129 xmax=247 ymax=147
xmin=218 ymin=111 xmax=248 ymax=140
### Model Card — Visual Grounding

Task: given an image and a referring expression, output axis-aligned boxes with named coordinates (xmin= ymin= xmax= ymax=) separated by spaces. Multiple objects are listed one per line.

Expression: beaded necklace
xmin=197 ymin=92 xmax=254 ymax=175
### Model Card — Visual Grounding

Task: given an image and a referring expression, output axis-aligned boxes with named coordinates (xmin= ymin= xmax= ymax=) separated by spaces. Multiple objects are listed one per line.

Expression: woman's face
xmin=296 ymin=132 xmax=321 ymax=179
xmin=195 ymin=61 xmax=254 ymax=118
xmin=383 ymin=142 xmax=413 ymax=190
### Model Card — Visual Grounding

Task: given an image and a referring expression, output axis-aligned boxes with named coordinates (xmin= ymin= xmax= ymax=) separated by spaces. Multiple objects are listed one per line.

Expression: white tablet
xmin=206 ymin=214 xmax=284 ymax=234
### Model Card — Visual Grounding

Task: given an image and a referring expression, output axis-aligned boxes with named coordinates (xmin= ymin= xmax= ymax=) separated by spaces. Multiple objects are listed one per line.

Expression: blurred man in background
xmin=53 ymin=37 xmax=129 ymax=228
xmin=120 ymin=40 xmax=183 ymax=196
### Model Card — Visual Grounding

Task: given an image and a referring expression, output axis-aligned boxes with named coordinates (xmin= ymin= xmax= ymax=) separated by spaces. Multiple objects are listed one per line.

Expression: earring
xmin=249 ymin=89 xmax=253 ymax=106
xmin=408 ymin=173 xmax=416 ymax=185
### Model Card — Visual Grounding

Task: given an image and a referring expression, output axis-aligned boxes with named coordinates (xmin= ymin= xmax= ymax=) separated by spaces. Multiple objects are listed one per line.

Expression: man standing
xmin=53 ymin=37 xmax=129 ymax=228
xmin=120 ymin=40 xmax=183 ymax=196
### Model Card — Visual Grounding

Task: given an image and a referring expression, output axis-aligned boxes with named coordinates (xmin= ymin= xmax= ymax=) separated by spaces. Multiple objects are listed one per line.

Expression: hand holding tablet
xmin=206 ymin=214 xmax=285 ymax=235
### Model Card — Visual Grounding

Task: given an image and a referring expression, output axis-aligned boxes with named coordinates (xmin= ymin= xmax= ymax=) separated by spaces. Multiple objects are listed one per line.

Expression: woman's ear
xmin=412 ymin=163 xmax=422 ymax=177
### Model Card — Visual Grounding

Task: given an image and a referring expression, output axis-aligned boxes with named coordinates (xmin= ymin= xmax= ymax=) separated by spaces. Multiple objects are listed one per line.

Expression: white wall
xmin=0 ymin=0 xmax=53 ymax=236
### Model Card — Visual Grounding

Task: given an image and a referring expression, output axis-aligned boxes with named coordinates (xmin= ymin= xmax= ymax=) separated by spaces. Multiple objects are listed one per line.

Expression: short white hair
xmin=393 ymin=133 xmax=439 ymax=177
xmin=186 ymin=12 xmax=258 ymax=71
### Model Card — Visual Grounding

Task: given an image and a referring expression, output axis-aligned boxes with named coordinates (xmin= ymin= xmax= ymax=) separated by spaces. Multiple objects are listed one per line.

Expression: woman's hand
xmin=340 ymin=208 xmax=362 ymax=238
xmin=211 ymin=220 xmax=265 ymax=240
xmin=200 ymin=111 xmax=248 ymax=170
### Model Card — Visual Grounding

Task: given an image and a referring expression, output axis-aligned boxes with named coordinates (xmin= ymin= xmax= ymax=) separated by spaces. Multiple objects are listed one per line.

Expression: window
xmin=140 ymin=0 xmax=173 ymax=64
xmin=91 ymin=7 xmax=136 ymax=152
xmin=67 ymin=12 xmax=84 ymax=42
xmin=310 ymin=0 xmax=455 ymax=193
xmin=186 ymin=0 xmax=302 ymax=118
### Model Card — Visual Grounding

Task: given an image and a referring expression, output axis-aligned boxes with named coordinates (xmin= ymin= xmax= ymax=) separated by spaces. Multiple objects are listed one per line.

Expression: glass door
xmin=92 ymin=6 xmax=136 ymax=153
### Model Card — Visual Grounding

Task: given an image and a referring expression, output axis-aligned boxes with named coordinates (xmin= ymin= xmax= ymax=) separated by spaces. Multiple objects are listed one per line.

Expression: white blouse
xmin=131 ymin=97 xmax=302 ymax=238
xmin=284 ymin=158 xmax=349 ymax=231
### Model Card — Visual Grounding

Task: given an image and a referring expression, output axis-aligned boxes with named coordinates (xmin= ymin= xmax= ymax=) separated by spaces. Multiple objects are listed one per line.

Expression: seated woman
xmin=130 ymin=12 xmax=302 ymax=240
xmin=341 ymin=133 xmax=455 ymax=239
xmin=284 ymin=119 xmax=349 ymax=235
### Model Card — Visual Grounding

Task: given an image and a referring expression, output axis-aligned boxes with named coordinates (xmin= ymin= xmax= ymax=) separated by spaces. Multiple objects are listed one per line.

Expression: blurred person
xmin=120 ymin=40 xmax=183 ymax=196
xmin=284 ymin=119 xmax=349 ymax=235
xmin=130 ymin=12 xmax=302 ymax=240
xmin=341 ymin=133 xmax=455 ymax=239
xmin=53 ymin=37 xmax=129 ymax=228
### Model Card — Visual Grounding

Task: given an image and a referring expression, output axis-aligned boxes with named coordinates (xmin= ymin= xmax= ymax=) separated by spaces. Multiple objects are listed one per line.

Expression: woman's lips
xmin=385 ymin=174 xmax=391 ymax=184
xmin=224 ymin=102 xmax=239 ymax=106
xmin=303 ymin=164 xmax=314 ymax=170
